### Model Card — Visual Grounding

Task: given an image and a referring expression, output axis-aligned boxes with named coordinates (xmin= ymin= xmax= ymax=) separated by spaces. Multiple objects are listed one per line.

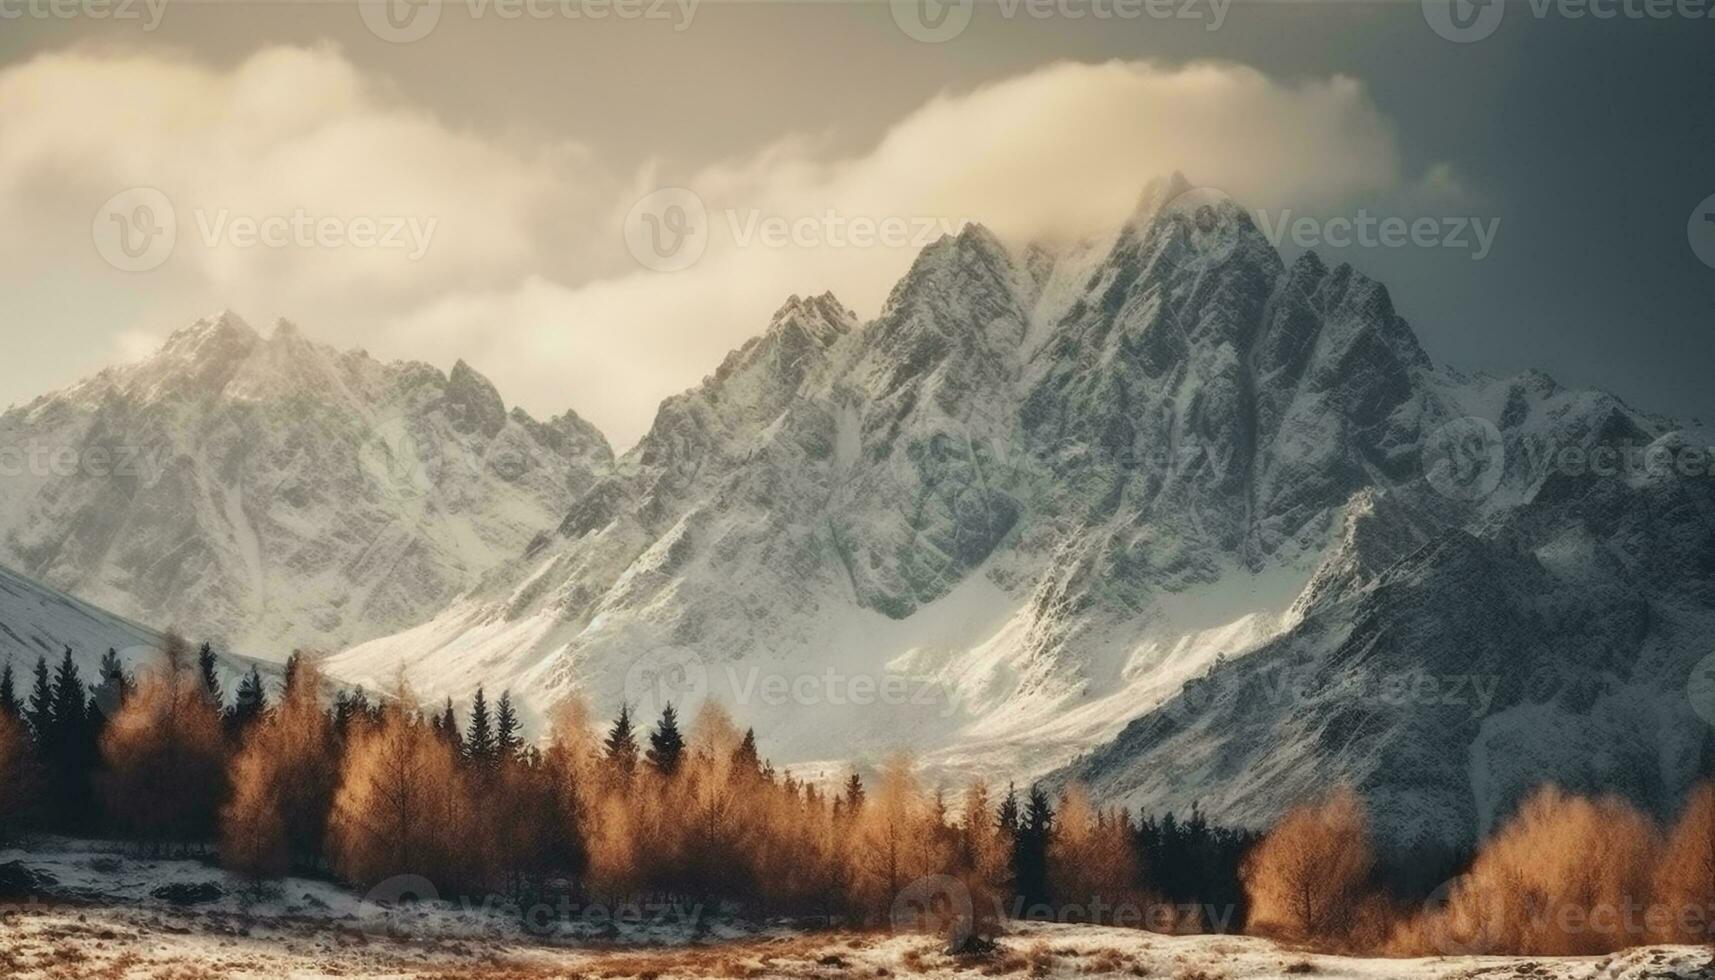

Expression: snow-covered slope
xmin=0 ymin=314 xmax=612 ymax=656
xmin=0 ymin=560 xmax=268 ymax=691
xmin=327 ymin=174 xmax=1703 ymax=842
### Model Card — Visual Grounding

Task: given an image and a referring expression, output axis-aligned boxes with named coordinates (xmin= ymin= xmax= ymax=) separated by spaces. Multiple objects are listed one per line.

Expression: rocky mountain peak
xmin=155 ymin=309 xmax=262 ymax=371
xmin=768 ymin=292 xmax=856 ymax=345
xmin=445 ymin=359 xmax=509 ymax=438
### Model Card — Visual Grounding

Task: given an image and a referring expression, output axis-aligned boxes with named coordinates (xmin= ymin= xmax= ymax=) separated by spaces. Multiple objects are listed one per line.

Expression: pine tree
xmin=465 ymin=687 xmax=495 ymax=767
xmin=229 ymin=667 xmax=268 ymax=734
xmin=431 ymin=698 xmax=460 ymax=747
xmin=645 ymin=703 xmax=685 ymax=777
xmin=844 ymin=772 xmax=866 ymax=814
xmin=730 ymin=727 xmax=761 ymax=781
xmin=198 ymin=642 xmax=223 ymax=708
xmin=47 ymin=648 xmax=96 ymax=827
xmin=1013 ymin=785 xmax=1055 ymax=912
xmin=93 ymin=649 xmax=132 ymax=710
xmin=0 ymin=660 xmax=18 ymax=719
xmin=602 ymin=705 xmax=637 ymax=781
xmin=50 ymin=649 xmax=87 ymax=742
xmin=334 ymin=688 xmax=373 ymax=736
xmin=997 ymin=782 xmax=1021 ymax=838
xmin=495 ymin=691 xmax=522 ymax=764
xmin=282 ymin=651 xmax=303 ymax=693
xmin=25 ymin=656 xmax=53 ymax=748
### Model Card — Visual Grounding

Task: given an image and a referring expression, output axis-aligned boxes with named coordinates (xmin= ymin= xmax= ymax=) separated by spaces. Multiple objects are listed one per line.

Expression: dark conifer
xmin=465 ymin=687 xmax=496 ymax=766
xmin=603 ymin=705 xmax=638 ymax=780
xmin=0 ymin=660 xmax=17 ymax=719
xmin=229 ymin=666 xmax=268 ymax=734
xmin=198 ymin=642 xmax=223 ymax=707
xmin=843 ymin=771 xmax=865 ymax=814
xmin=730 ymin=727 xmax=761 ymax=781
xmin=495 ymin=691 xmax=523 ymax=764
xmin=25 ymin=656 xmax=53 ymax=747
xmin=645 ymin=703 xmax=685 ymax=777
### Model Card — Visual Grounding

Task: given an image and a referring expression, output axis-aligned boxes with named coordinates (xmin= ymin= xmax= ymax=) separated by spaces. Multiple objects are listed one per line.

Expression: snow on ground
xmin=2 ymin=840 xmax=1711 ymax=979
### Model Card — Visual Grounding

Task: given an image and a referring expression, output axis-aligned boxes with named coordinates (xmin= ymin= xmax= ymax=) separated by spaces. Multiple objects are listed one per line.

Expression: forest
xmin=1 ymin=634 xmax=1712 ymax=960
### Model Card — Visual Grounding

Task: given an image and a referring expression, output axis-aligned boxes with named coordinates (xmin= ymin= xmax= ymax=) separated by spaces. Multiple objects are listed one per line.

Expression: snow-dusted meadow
xmin=2 ymin=839 xmax=1708 ymax=979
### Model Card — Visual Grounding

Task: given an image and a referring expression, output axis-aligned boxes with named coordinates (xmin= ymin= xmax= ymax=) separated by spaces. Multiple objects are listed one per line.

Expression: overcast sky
xmin=0 ymin=2 xmax=1709 ymax=447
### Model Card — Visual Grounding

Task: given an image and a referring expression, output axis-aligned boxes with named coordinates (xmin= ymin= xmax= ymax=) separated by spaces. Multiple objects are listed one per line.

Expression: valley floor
xmin=0 ymin=841 xmax=1709 ymax=980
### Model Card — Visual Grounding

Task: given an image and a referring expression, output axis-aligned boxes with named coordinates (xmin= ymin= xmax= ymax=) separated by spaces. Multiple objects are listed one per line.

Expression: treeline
xmin=1242 ymin=784 xmax=1715 ymax=955
xmin=0 ymin=634 xmax=1259 ymax=938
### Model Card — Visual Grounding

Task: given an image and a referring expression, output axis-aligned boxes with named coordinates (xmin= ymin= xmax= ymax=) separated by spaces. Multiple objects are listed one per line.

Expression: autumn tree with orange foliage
xmin=99 ymin=632 xmax=229 ymax=851
xmin=221 ymin=653 xmax=340 ymax=878
xmin=1048 ymin=786 xmax=1144 ymax=924
xmin=326 ymin=697 xmax=476 ymax=893
xmin=1243 ymin=785 xmax=1375 ymax=941
xmin=1653 ymin=779 xmax=1715 ymax=946
xmin=1393 ymin=785 xmax=1661 ymax=956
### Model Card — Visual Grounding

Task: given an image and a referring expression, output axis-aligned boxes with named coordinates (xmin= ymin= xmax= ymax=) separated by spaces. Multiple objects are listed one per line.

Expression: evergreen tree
xmin=94 ymin=649 xmax=131 ymax=709
xmin=1013 ymin=784 xmax=1054 ymax=912
xmin=645 ymin=703 xmax=685 ymax=777
xmin=282 ymin=650 xmax=304 ymax=693
xmin=229 ymin=666 xmax=268 ymax=734
xmin=431 ymin=697 xmax=460 ymax=746
xmin=47 ymin=648 xmax=96 ymax=826
xmin=495 ymin=691 xmax=522 ymax=764
xmin=997 ymin=782 xmax=1021 ymax=838
xmin=25 ymin=656 xmax=53 ymax=747
xmin=198 ymin=642 xmax=223 ymax=708
xmin=603 ymin=705 xmax=638 ymax=781
xmin=843 ymin=771 xmax=866 ymax=814
xmin=0 ymin=660 xmax=18 ymax=719
xmin=730 ymin=727 xmax=761 ymax=781
xmin=50 ymin=649 xmax=87 ymax=741
xmin=334 ymin=688 xmax=373 ymax=736
xmin=465 ymin=686 xmax=495 ymax=767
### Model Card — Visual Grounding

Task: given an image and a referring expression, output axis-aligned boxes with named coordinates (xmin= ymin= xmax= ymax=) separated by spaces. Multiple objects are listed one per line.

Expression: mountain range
xmin=5 ymin=174 xmax=1710 ymax=846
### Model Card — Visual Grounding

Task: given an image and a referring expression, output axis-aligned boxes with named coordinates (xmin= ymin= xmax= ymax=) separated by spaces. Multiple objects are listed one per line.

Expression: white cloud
xmin=0 ymin=48 xmax=1452 ymax=449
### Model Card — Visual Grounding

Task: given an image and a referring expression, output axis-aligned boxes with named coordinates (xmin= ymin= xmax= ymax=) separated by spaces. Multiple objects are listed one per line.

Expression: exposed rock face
xmin=0 ymin=313 xmax=611 ymax=654
xmin=34 ymin=176 xmax=1692 ymax=848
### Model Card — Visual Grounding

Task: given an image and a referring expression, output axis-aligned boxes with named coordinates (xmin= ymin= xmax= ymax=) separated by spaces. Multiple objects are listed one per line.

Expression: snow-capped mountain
xmin=0 ymin=314 xmax=612 ymax=656
xmin=0 ymin=559 xmax=270 ymax=695
xmin=327 ymin=173 xmax=1708 ymax=846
